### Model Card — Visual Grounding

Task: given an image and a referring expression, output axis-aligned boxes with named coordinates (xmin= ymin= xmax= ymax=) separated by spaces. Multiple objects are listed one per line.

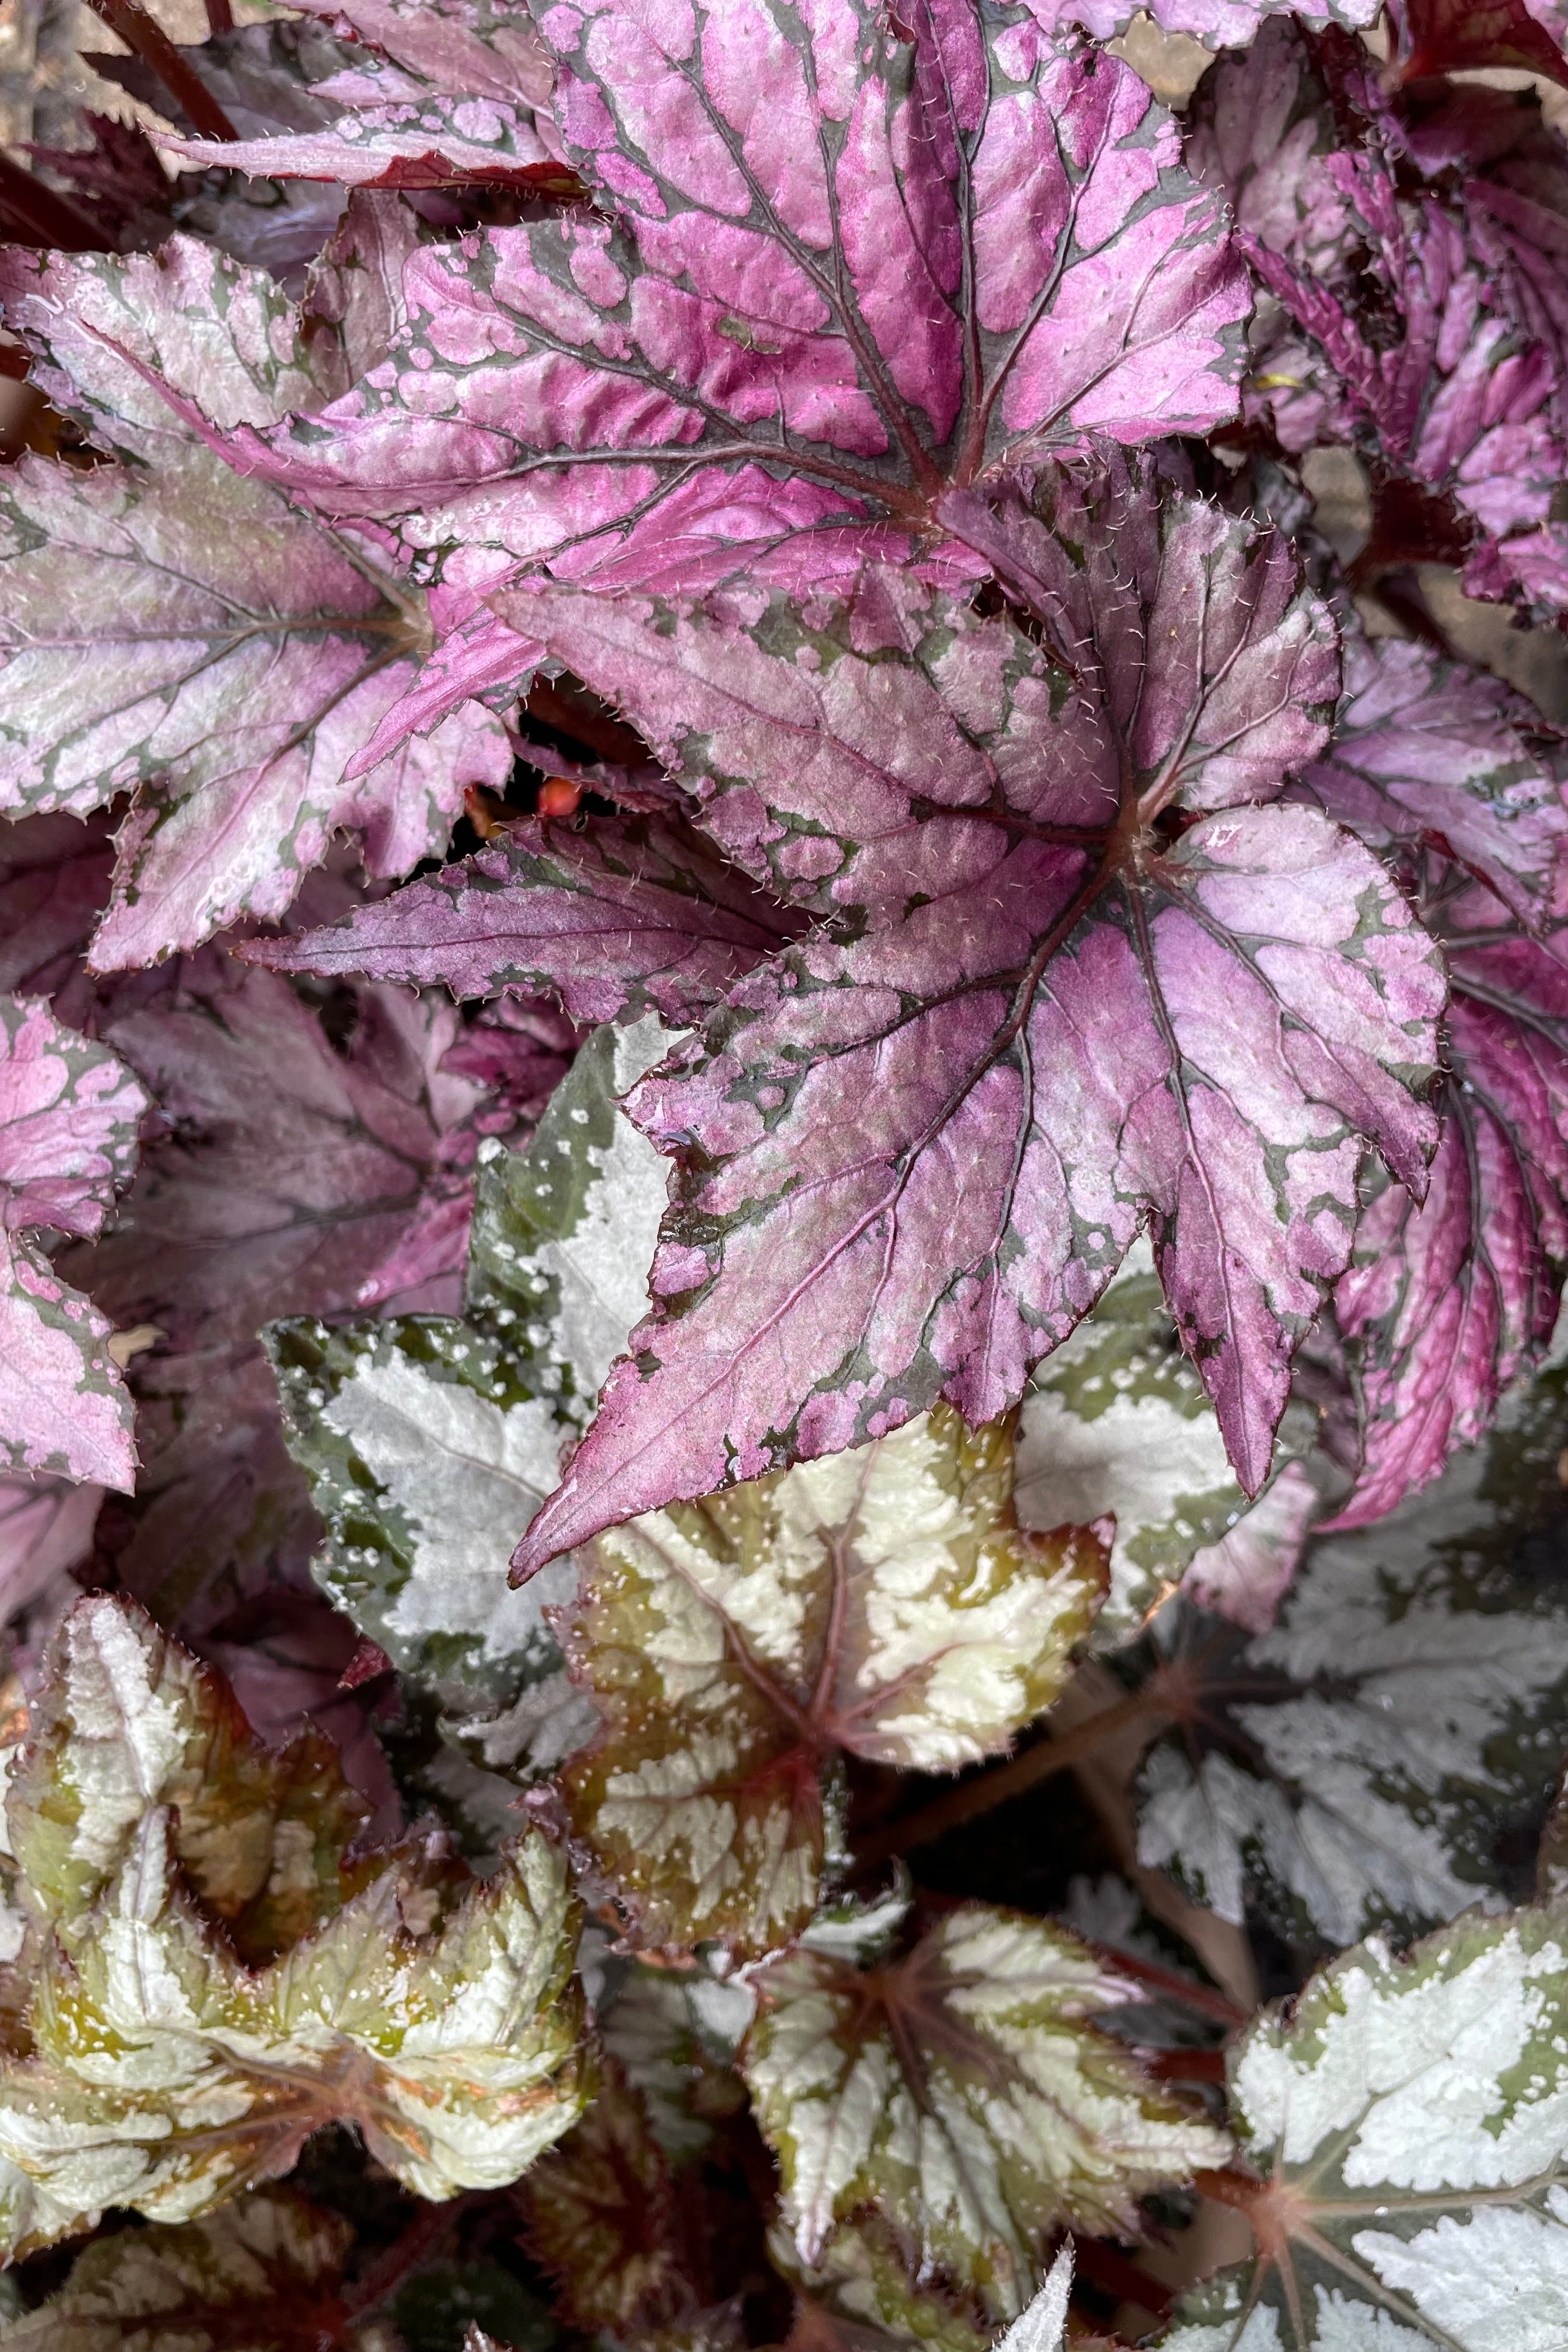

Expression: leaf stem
xmin=852 ymin=1688 xmax=1168 ymax=1867
xmin=84 ymin=0 xmax=239 ymax=142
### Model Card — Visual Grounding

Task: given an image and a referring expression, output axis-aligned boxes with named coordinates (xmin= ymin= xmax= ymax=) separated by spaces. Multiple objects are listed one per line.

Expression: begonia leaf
xmin=162 ymin=95 xmax=569 ymax=195
xmin=1020 ymin=0 xmax=1376 ymax=43
xmin=1133 ymin=1364 xmax=1568 ymax=1947
xmin=1386 ymin=0 xmax=1568 ymax=83
xmin=249 ymin=810 xmax=802 ymax=1027
xmin=0 ymin=1475 xmax=103 ymax=1627
xmin=262 ymin=1015 xmax=664 ymax=1770
xmin=6 ymin=1591 xmax=375 ymax=1958
xmin=0 ymin=1596 xmax=588 ymax=2258
xmin=464 ymin=1015 xmax=675 ymax=1422
xmin=0 ymin=2185 xmax=353 ymax=2352
xmin=1180 ymin=1461 xmax=1317 ymax=1637
xmin=0 ymin=995 xmax=146 ymax=1493
xmin=1155 ymin=1896 xmax=1568 ymax=2352
xmin=265 ymin=1312 xmax=593 ymax=1758
xmin=157 ymin=3 xmax=572 ymax=200
xmin=1014 ymin=1247 xmax=1314 ymax=1643
xmin=58 ymin=963 xmax=515 ymax=1631
xmin=1292 ymin=632 xmax=1568 ymax=1521
xmin=741 ymin=1902 xmax=1229 ymax=2318
xmin=0 ymin=439 xmax=509 ymax=968
xmin=200 ymin=3 xmax=1248 ymax=645
xmin=1197 ymin=27 xmax=1568 ymax=614
xmin=283 ymin=0 xmax=555 ymax=110
xmin=552 ymin=1403 xmax=1107 ymax=1958
xmin=501 ymin=470 xmax=1446 ymax=1575
xmin=517 ymin=2057 xmax=739 ymax=2351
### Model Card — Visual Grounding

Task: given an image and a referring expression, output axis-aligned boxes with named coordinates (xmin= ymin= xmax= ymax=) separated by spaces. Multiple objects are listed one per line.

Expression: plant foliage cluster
xmin=0 ymin=0 xmax=1567 ymax=2346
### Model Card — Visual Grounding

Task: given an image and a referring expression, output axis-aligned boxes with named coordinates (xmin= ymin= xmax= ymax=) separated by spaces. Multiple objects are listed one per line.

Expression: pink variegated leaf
xmin=1020 ymin=0 xmax=1377 ymax=43
xmin=246 ymin=811 xmax=802 ymax=1024
xmin=283 ymin=0 xmax=555 ymax=110
xmin=0 ymin=443 xmax=509 ymax=968
xmin=1182 ymin=1458 xmax=1316 ymax=1633
xmin=160 ymin=96 xmax=576 ymax=197
xmin=1198 ymin=27 xmax=1568 ymax=612
xmin=500 ymin=467 xmax=1448 ymax=1576
xmin=1325 ymin=1017 xmax=1568 ymax=1532
xmin=158 ymin=75 xmax=576 ymax=195
xmin=1290 ymin=634 xmax=1568 ymax=932
xmin=0 ymin=995 xmax=147 ymax=1493
xmin=195 ymin=2 xmax=1246 ymax=655
xmin=1290 ymin=631 xmax=1568 ymax=1524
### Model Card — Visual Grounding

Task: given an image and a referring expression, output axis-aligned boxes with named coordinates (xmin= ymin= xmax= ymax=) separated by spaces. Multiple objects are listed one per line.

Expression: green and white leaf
xmin=1156 ymin=1898 xmax=1568 ymax=2352
xmin=267 ymin=1016 xmax=673 ymax=1766
xmin=555 ymin=1408 xmax=1106 ymax=1961
xmin=743 ymin=1903 xmax=1230 ymax=2324
xmin=7 ymin=1593 xmax=373 ymax=1958
xmin=466 ymin=1014 xmax=676 ymax=1423
xmin=0 ymin=1806 xmax=587 ymax=2255
xmin=0 ymin=2185 xmax=352 ymax=2351
xmin=1016 ymin=1251 xmax=1311 ymax=1643
xmin=599 ymin=1960 xmax=755 ymax=2164
xmin=267 ymin=1312 xmax=589 ymax=1731
xmin=1134 ymin=1368 xmax=1568 ymax=1947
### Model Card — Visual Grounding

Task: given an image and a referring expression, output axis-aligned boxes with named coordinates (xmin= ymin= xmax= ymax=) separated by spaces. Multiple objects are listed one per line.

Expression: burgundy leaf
xmin=0 ymin=995 xmax=147 ymax=1492
xmin=0 ymin=1474 xmax=103 ymax=1626
xmin=193 ymin=3 xmax=1246 ymax=662
xmin=499 ymin=470 xmax=1447 ymax=1576
xmin=246 ymin=810 xmax=802 ymax=1023
xmin=0 ymin=816 xmax=115 ymax=1021
xmin=1385 ymin=0 xmax=1568 ymax=84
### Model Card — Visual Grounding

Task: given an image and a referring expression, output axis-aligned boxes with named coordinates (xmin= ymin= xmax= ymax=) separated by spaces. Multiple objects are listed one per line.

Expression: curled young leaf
xmin=553 ymin=1404 xmax=1106 ymax=1958
xmin=1133 ymin=1366 xmax=1568 ymax=1947
xmin=1157 ymin=1895 xmax=1568 ymax=2351
xmin=743 ymin=1902 xmax=1230 ymax=2318
xmin=0 ymin=995 xmax=146 ymax=1493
